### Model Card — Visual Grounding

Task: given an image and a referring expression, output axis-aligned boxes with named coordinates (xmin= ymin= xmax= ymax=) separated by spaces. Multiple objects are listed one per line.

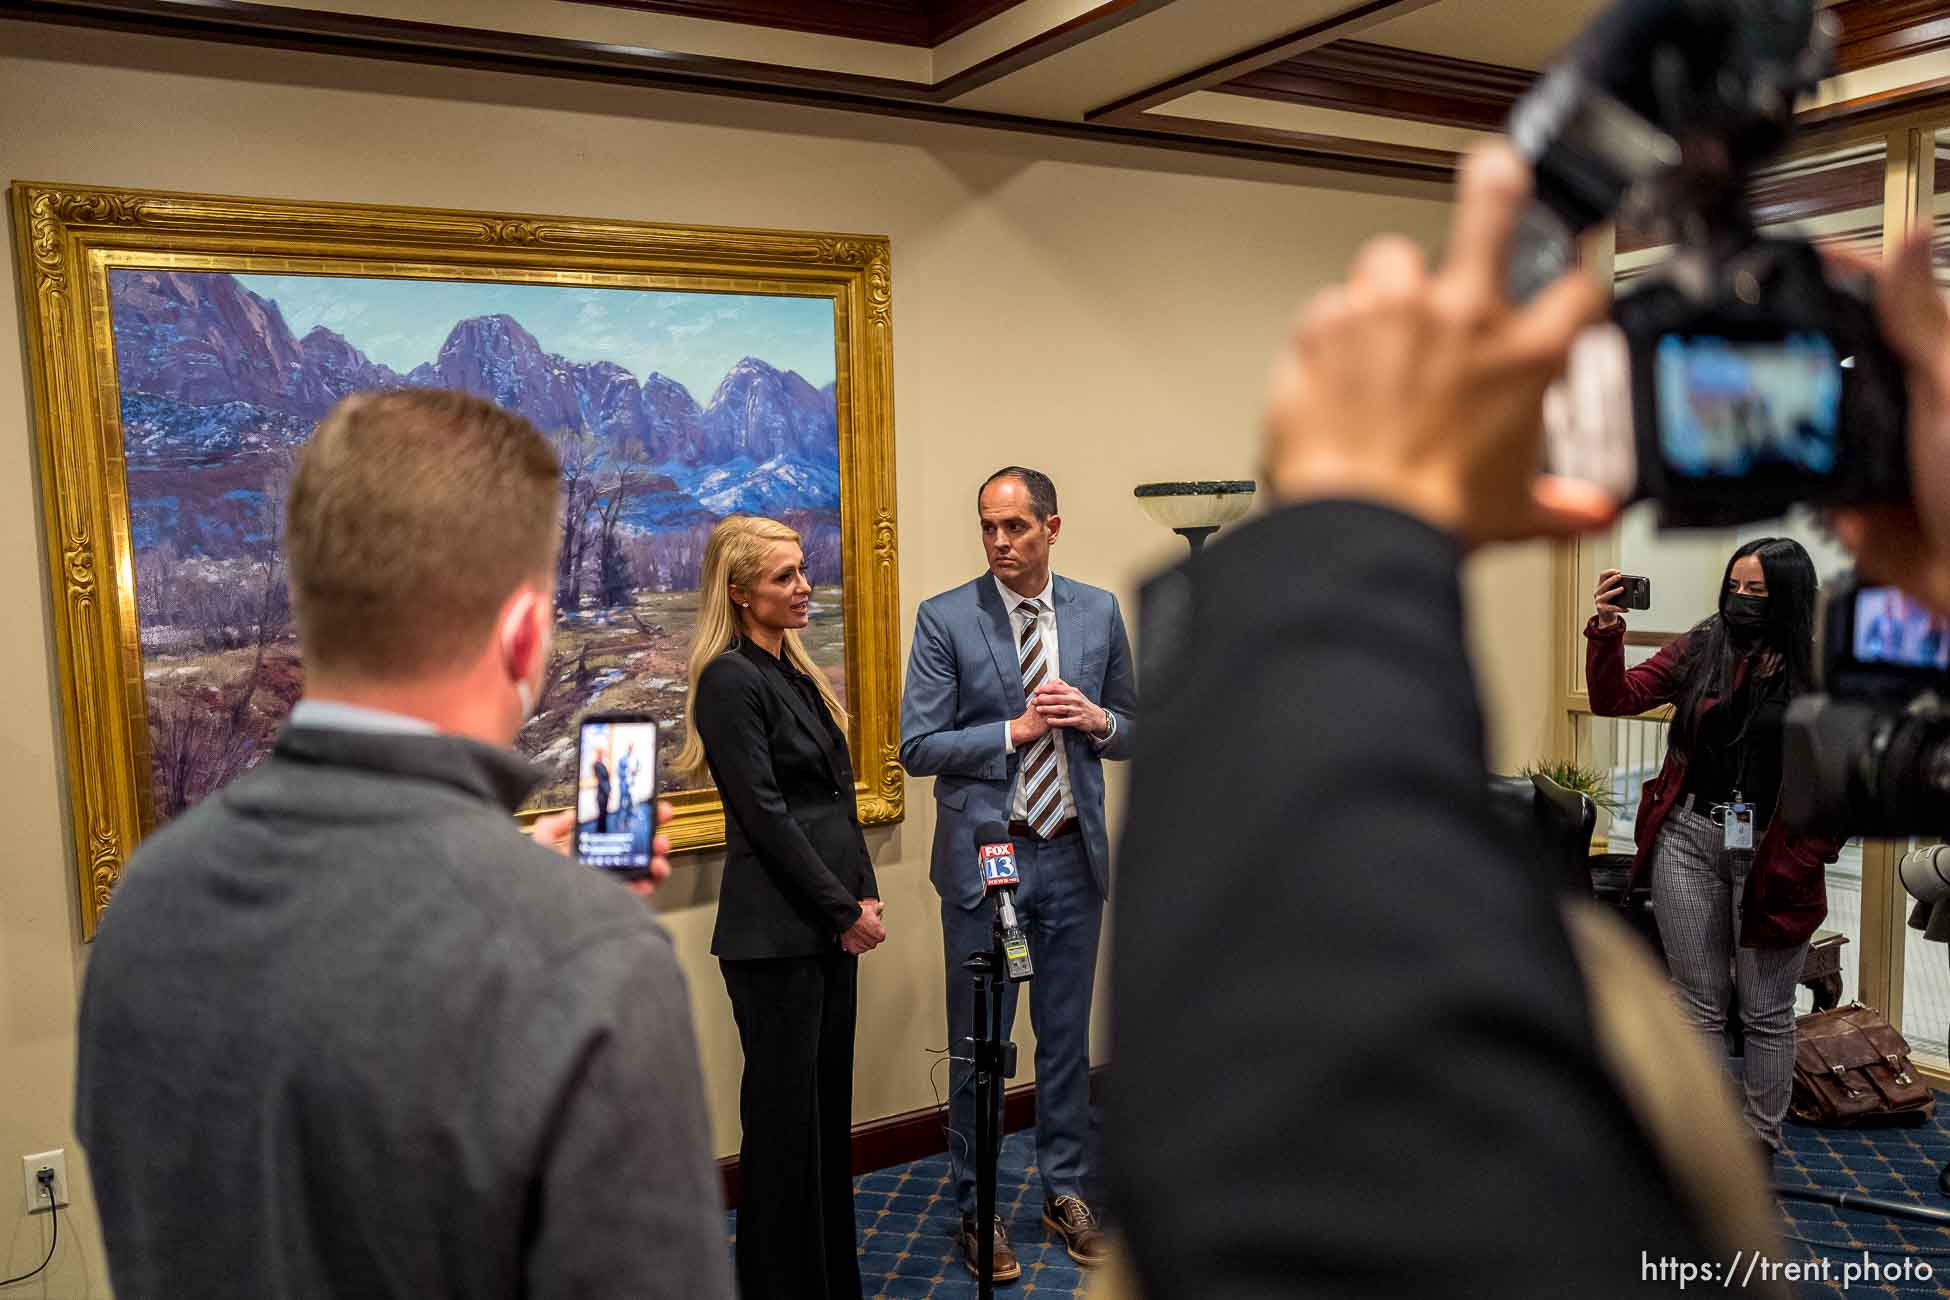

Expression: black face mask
xmin=1723 ymin=593 xmax=1770 ymax=642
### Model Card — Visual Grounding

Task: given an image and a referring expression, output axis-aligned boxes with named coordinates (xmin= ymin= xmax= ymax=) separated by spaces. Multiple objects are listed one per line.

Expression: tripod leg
xmin=973 ymin=967 xmax=995 ymax=1300
xmin=990 ymin=961 xmax=1007 ymax=1230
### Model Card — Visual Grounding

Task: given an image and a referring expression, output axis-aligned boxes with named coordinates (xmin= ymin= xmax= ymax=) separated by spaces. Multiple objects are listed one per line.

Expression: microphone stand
xmin=965 ymin=905 xmax=1024 ymax=1300
xmin=1773 ymin=1180 xmax=1950 ymax=1227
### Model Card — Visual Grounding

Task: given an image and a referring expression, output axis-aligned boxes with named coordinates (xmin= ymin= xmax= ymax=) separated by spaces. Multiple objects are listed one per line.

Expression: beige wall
xmin=0 ymin=23 xmax=1557 ymax=1293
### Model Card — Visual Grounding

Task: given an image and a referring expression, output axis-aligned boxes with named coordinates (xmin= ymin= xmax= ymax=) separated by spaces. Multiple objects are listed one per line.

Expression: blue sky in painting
xmin=232 ymin=274 xmax=837 ymax=401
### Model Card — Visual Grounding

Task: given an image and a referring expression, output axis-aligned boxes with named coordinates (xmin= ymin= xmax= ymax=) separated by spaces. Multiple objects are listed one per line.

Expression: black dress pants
xmin=721 ymin=951 xmax=862 ymax=1300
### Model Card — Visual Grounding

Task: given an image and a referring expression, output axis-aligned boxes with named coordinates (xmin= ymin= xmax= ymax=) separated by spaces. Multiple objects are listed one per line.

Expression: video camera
xmin=1782 ymin=577 xmax=1950 ymax=838
xmin=1520 ymin=0 xmax=1911 ymax=528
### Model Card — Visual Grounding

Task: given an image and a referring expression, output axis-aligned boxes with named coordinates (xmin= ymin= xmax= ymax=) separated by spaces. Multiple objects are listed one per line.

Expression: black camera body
xmin=1517 ymin=0 xmax=1911 ymax=527
xmin=1781 ymin=576 xmax=1950 ymax=837
xmin=1616 ymin=240 xmax=1909 ymax=527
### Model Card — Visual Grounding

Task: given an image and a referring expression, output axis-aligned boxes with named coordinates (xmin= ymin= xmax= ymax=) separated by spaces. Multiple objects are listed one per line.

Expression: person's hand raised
xmin=1261 ymin=143 xmax=1616 ymax=547
xmin=1593 ymin=568 xmax=1627 ymax=628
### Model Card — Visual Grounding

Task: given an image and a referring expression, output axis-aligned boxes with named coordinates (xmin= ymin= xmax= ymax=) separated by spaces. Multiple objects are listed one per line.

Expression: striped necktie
xmin=1016 ymin=598 xmax=1065 ymax=837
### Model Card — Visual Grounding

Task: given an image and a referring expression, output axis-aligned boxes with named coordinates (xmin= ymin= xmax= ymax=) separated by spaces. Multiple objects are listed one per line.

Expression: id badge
xmin=1724 ymin=799 xmax=1754 ymax=851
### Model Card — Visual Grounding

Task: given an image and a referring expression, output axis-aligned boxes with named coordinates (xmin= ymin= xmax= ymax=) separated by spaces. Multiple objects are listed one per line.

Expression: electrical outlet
xmin=21 ymin=1150 xmax=68 ymax=1214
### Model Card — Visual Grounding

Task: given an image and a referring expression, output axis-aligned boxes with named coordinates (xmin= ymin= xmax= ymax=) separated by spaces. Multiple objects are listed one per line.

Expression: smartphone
xmin=1618 ymin=574 xmax=1652 ymax=610
xmin=574 ymin=712 xmax=658 ymax=880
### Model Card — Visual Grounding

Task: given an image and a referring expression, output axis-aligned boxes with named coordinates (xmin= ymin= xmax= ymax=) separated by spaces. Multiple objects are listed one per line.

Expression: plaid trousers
xmin=1650 ymin=799 xmax=1810 ymax=1151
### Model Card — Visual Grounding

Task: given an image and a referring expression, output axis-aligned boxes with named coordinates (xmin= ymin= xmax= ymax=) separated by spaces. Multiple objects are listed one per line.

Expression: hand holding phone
xmin=533 ymin=801 xmax=674 ymax=896
xmin=1594 ymin=569 xmax=1626 ymax=625
xmin=575 ymin=713 xmax=660 ymax=881
xmin=1594 ymin=569 xmax=1651 ymax=626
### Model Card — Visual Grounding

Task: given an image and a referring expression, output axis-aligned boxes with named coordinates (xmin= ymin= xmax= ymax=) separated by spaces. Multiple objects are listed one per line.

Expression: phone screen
xmin=1854 ymin=586 xmax=1950 ymax=670
xmin=1654 ymin=332 xmax=1843 ymax=479
xmin=575 ymin=716 xmax=659 ymax=876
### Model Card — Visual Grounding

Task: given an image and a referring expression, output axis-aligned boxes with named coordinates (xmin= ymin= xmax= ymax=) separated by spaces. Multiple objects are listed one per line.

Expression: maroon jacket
xmin=1585 ymin=616 xmax=1842 ymax=948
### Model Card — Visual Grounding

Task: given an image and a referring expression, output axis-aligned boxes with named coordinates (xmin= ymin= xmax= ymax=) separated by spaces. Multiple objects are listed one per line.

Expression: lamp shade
xmin=1132 ymin=481 xmax=1256 ymax=532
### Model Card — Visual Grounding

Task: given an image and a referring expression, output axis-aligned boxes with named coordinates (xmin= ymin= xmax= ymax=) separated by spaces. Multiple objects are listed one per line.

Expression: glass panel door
xmin=1892 ymin=131 xmax=1950 ymax=1063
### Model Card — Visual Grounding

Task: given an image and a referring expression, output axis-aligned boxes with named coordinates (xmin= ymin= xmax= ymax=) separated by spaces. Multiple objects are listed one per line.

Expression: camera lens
xmin=1860 ymin=711 xmax=1950 ymax=831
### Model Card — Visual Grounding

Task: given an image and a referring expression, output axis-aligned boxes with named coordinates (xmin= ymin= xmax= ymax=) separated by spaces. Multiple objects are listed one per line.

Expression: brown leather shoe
xmin=1043 ymin=1194 xmax=1110 ymax=1267
xmin=957 ymin=1214 xmax=1021 ymax=1283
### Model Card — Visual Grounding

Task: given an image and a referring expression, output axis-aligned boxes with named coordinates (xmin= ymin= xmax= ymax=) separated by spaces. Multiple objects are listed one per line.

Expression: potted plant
xmin=1519 ymin=759 xmax=1626 ymax=847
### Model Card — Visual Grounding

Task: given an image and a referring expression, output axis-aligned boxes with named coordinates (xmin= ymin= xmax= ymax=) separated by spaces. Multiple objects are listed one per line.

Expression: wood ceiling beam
xmin=1220 ymin=39 xmax=1530 ymax=131
xmin=1831 ymin=0 xmax=1950 ymax=74
xmin=560 ymin=1 xmax=1036 ymax=49
xmin=1085 ymin=0 xmax=1443 ymax=121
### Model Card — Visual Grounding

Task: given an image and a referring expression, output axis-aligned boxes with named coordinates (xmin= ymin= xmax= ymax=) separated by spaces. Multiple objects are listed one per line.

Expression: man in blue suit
xmin=901 ymin=466 xmax=1137 ymax=1283
xmin=616 ymin=743 xmax=640 ymax=830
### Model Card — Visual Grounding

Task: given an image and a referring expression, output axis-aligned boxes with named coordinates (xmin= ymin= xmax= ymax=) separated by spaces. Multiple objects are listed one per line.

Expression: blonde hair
xmin=675 ymin=515 xmax=848 ymax=781
xmin=286 ymin=389 xmax=560 ymax=679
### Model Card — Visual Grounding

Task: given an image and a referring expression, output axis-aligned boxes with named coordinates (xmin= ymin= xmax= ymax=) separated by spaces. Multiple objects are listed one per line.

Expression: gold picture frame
xmin=13 ymin=181 xmax=903 ymax=938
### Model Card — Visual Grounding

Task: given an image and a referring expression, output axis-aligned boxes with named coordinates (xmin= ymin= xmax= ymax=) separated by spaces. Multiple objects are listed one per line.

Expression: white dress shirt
xmin=996 ymin=574 xmax=1080 ymax=825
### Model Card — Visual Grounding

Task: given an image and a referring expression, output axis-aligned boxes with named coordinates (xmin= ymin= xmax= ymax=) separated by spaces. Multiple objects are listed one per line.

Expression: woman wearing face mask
xmin=1586 ymin=537 xmax=1841 ymax=1165
xmin=678 ymin=514 xmax=883 ymax=1300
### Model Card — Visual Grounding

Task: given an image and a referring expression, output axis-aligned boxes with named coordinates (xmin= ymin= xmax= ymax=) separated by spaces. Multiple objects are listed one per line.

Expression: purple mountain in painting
xmin=641 ymin=373 xmax=706 ymax=464
xmin=110 ymin=273 xmax=836 ymax=471
xmin=110 ymin=270 xmax=843 ymax=554
xmin=409 ymin=313 xmax=586 ymax=434
xmin=110 ymin=270 xmax=320 ymax=417
xmin=300 ymin=327 xmax=403 ymax=406
xmin=701 ymin=357 xmax=839 ymax=466
xmin=570 ymin=360 xmax=652 ymax=451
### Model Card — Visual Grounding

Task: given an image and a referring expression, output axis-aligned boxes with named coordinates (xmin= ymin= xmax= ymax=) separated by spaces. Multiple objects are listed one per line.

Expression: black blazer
xmin=695 ymin=640 xmax=877 ymax=960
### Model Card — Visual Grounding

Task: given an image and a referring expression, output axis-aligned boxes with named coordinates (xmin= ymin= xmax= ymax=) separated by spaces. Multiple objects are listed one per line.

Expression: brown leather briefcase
xmin=1789 ymin=1002 xmax=1935 ymax=1127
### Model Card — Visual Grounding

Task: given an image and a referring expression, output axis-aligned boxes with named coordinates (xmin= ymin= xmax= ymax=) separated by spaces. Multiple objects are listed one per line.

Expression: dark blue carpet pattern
xmin=730 ymin=1130 xmax=1090 ymax=1298
xmin=731 ymin=1109 xmax=1950 ymax=1297
xmin=1776 ymin=1109 xmax=1950 ymax=1297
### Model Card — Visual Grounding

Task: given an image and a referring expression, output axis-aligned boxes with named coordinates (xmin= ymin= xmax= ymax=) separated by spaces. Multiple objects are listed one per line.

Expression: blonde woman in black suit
xmin=677 ymin=514 xmax=884 ymax=1300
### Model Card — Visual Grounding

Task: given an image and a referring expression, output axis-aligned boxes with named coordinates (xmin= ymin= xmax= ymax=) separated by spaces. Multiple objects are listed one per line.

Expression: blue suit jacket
xmin=900 ymin=574 xmax=1138 ymax=910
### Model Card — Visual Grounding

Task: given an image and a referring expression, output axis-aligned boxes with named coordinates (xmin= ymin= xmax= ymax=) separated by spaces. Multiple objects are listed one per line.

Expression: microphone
xmin=974 ymin=821 xmax=1034 ymax=982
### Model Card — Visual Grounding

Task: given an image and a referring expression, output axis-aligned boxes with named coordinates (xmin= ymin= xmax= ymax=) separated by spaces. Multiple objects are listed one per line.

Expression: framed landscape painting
xmin=13 ymin=182 xmax=901 ymax=937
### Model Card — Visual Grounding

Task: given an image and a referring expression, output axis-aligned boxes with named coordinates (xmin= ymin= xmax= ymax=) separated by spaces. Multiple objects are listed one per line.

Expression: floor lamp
xmin=1133 ymin=480 xmax=1256 ymax=551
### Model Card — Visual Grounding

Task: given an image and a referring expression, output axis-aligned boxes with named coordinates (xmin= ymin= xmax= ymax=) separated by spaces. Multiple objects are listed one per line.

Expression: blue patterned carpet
xmin=730 ymin=1130 xmax=1091 ymax=1298
xmin=1776 ymin=1110 xmax=1950 ymax=1298
xmin=728 ymin=1106 xmax=1950 ymax=1297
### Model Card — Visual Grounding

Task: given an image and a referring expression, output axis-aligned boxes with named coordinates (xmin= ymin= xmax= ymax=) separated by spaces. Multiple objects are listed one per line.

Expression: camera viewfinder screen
xmin=575 ymin=719 xmax=658 ymax=874
xmin=1855 ymin=586 xmax=1950 ymax=671
xmin=1655 ymin=333 xmax=1843 ymax=479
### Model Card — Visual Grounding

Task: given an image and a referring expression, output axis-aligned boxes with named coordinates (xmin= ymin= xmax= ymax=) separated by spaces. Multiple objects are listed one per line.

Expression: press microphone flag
xmin=973 ymin=821 xmax=1033 ymax=982
xmin=976 ymin=820 xmax=1020 ymax=893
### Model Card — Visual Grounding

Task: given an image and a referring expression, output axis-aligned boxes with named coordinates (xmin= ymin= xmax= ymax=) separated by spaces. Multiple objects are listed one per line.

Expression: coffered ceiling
xmin=7 ymin=0 xmax=1950 ymax=187
xmin=561 ymin=1 xmax=1034 ymax=47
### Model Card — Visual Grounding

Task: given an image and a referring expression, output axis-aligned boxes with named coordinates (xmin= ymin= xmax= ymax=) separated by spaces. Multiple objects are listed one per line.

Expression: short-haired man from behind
xmin=75 ymin=390 xmax=733 ymax=1300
